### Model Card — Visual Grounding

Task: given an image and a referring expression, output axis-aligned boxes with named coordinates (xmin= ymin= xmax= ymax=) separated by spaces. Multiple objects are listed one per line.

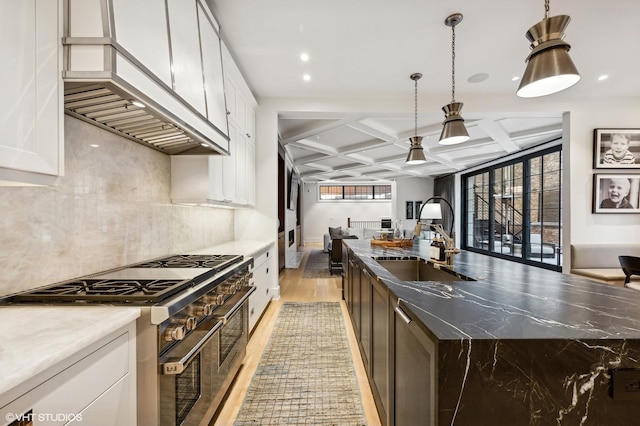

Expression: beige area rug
xmin=302 ymin=249 xmax=333 ymax=279
xmin=234 ymin=302 xmax=367 ymax=425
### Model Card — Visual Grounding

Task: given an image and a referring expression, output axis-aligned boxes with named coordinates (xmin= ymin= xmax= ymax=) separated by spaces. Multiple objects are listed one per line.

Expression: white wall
xmin=394 ymin=177 xmax=434 ymax=235
xmin=565 ymin=99 xmax=640 ymax=269
xmin=301 ymin=181 xmax=393 ymax=243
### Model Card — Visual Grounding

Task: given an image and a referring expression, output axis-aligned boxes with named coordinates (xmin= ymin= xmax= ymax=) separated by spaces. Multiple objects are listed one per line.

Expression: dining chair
xmin=618 ymin=256 xmax=640 ymax=286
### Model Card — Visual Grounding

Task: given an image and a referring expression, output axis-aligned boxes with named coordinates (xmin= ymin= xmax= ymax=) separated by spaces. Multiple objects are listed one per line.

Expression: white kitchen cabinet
xmin=249 ymin=244 xmax=274 ymax=332
xmin=234 ymin=125 xmax=248 ymax=205
xmin=247 ymin=139 xmax=256 ymax=206
xmin=0 ymin=322 xmax=136 ymax=425
xmin=222 ymin=42 xmax=257 ymax=141
xmin=170 ymin=40 xmax=256 ymax=207
xmin=0 ymin=0 xmax=63 ymax=186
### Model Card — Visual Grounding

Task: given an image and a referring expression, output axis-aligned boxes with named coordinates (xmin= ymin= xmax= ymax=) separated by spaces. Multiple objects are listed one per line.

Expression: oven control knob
xmin=218 ymin=283 xmax=237 ymax=295
xmin=164 ymin=324 xmax=186 ymax=342
xmin=204 ymin=294 xmax=225 ymax=306
xmin=188 ymin=302 xmax=213 ymax=317
xmin=175 ymin=315 xmax=198 ymax=331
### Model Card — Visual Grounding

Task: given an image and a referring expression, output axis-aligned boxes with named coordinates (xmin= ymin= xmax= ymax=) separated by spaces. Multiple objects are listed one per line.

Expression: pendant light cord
xmin=544 ymin=0 xmax=549 ymax=19
xmin=414 ymin=77 xmax=418 ymax=136
xmin=451 ymin=23 xmax=456 ymax=103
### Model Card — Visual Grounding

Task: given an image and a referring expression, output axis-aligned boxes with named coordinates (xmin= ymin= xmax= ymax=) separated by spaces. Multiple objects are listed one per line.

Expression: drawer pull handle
xmin=395 ymin=306 xmax=412 ymax=324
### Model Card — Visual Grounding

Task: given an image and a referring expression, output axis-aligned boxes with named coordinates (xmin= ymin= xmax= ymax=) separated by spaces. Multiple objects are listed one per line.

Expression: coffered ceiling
xmin=210 ymin=0 xmax=639 ymax=182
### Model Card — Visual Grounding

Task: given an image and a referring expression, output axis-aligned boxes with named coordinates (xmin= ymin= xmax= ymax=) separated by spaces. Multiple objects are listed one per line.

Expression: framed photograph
xmin=415 ymin=201 xmax=423 ymax=220
xmin=405 ymin=201 xmax=414 ymax=219
xmin=593 ymin=174 xmax=640 ymax=213
xmin=594 ymin=129 xmax=640 ymax=168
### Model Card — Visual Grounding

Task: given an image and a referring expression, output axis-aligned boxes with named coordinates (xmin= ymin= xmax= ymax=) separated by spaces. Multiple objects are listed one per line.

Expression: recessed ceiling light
xmin=130 ymin=99 xmax=146 ymax=108
xmin=511 ymin=76 xmax=520 ymax=81
xmin=467 ymin=73 xmax=489 ymax=83
xmin=300 ymin=53 xmax=309 ymax=62
xmin=598 ymin=74 xmax=609 ymax=81
xmin=303 ymin=74 xmax=311 ymax=81
xmin=90 ymin=144 xmax=99 ymax=148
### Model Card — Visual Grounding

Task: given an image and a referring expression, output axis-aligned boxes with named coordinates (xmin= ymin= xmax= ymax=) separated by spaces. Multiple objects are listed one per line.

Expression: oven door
xmin=159 ymin=318 xmax=223 ymax=426
xmin=210 ymin=286 xmax=254 ymax=405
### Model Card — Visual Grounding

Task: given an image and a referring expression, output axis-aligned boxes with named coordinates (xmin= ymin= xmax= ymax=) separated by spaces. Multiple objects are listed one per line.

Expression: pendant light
xmin=439 ymin=13 xmax=470 ymax=146
xmin=406 ymin=73 xmax=427 ymax=165
xmin=516 ymin=0 xmax=580 ymax=98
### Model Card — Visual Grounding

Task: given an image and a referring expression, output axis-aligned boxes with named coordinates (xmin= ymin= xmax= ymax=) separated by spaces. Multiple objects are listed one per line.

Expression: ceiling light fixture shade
xmin=406 ymin=73 xmax=427 ymax=165
xmin=516 ymin=1 xmax=580 ymax=98
xmin=439 ymin=13 xmax=470 ymax=146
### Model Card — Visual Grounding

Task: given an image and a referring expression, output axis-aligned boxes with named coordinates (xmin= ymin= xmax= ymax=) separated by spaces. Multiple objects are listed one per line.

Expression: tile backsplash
xmin=0 ymin=116 xmax=234 ymax=297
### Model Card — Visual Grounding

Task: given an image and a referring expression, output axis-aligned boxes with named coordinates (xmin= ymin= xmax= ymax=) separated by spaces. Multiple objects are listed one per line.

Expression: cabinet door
xmin=371 ymin=277 xmax=390 ymax=422
xmin=166 ymin=0 xmax=206 ymax=115
xmin=246 ymin=140 xmax=256 ymax=206
xmin=352 ymin=262 xmax=361 ymax=337
xmin=393 ymin=303 xmax=436 ymax=426
xmin=222 ymin=126 xmax=236 ymax=202
xmin=360 ymin=268 xmax=373 ymax=370
xmin=234 ymin=126 xmax=247 ymax=205
xmin=197 ymin=2 xmax=228 ymax=134
xmin=345 ymin=258 xmax=353 ymax=308
xmin=0 ymin=0 xmax=62 ymax=181
xmin=207 ymin=156 xmax=224 ymax=201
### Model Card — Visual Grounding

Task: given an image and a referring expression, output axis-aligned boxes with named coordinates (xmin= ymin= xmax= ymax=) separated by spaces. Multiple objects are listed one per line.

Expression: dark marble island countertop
xmin=344 ymin=239 xmax=640 ymax=340
xmin=343 ymin=239 xmax=640 ymax=425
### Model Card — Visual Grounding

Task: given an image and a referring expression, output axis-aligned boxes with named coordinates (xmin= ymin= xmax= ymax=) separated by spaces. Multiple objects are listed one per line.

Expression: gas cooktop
xmin=130 ymin=254 xmax=241 ymax=269
xmin=9 ymin=254 xmax=244 ymax=305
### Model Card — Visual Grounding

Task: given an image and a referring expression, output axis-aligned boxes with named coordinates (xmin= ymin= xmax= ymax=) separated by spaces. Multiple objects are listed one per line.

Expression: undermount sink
xmin=376 ymin=259 xmax=475 ymax=282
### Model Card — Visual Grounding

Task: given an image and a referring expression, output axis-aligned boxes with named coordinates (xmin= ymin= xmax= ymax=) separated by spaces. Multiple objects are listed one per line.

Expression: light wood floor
xmin=212 ymin=243 xmax=381 ymax=425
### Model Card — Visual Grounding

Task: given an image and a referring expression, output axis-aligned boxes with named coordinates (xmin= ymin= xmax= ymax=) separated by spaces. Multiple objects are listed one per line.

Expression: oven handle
xmin=160 ymin=319 xmax=223 ymax=375
xmin=214 ymin=285 xmax=256 ymax=325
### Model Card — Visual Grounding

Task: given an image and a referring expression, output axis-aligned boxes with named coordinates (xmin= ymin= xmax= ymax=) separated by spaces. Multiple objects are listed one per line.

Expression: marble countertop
xmin=0 ymin=306 xmax=140 ymax=400
xmin=187 ymin=239 xmax=274 ymax=258
xmin=344 ymin=239 xmax=640 ymax=341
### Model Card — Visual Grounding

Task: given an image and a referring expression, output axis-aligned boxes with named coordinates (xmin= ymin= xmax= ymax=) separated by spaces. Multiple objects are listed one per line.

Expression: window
xmin=462 ymin=145 xmax=562 ymax=271
xmin=318 ymin=184 xmax=392 ymax=201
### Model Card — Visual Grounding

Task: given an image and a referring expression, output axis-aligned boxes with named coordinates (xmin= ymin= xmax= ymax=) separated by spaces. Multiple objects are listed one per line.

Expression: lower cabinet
xmin=392 ymin=301 xmax=437 ymax=426
xmin=249 ymin=243 xmax=274 ymax=332
xmin=371 ymin=276 xmax=389 ymax=422
xmin=351 ymin=259 xmax=362 ymax=337
xmin=346 ymin=250 xmax=436 ymax=426
xmin=1 ymin=323 xmax=136 ymax=425
xmin=360 ymin=268 xmax=373 ymax=370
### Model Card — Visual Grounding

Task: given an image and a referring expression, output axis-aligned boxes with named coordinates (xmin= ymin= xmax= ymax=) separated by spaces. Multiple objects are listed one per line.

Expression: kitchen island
xmin=343 ymin=239 xmax=640 ymax=426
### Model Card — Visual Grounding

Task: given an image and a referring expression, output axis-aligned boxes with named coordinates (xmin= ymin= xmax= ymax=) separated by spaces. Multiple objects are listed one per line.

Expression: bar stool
xmin=618 ymin=256 xmax=640 ymax=287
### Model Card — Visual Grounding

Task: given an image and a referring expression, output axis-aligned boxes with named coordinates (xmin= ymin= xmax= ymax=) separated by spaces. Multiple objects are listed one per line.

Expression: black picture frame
xmin=406 ymin=201 xmax=414 ymax=219
xmin=593 ymin=129 xmax=640 ymax=169
xmin=592 ymin=174 xmax=640 ymax=213
xmin=415 ymin=201 xmax=423 ymax=220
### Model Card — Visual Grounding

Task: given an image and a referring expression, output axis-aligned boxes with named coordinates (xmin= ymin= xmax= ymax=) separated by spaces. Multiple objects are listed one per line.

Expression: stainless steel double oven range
xmin=6 ymin=253 xmax=254 ymax=426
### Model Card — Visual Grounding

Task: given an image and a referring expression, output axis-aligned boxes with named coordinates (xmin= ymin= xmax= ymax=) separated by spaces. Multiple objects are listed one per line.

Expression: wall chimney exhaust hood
xmin=63 ymin=0 xmax=230 ymax=156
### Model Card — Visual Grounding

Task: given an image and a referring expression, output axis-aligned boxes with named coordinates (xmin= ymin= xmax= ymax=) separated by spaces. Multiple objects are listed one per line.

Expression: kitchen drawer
xmin=1 ymin=331 xmax=131 ymax=424
xmin=253 ymin=248 xmax=271 ymax=269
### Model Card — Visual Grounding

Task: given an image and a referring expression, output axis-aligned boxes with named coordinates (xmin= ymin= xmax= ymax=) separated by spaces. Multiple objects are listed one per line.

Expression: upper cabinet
xmin=170 ymin=41 xmax=257 ymax=208
xmin=0 ymin=0 xmax=63 ymax=186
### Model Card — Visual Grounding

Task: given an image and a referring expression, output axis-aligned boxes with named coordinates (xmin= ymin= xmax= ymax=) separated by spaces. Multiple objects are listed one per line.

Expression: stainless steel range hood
xmin=63 ymin=0 xmax=230 ymax=156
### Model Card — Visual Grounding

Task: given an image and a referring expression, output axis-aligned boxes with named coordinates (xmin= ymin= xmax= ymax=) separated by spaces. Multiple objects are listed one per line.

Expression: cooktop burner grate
xmin=132 ymin=254 xmax=241 ymax=269
xmin=11 ymin=279 xmax=189 ymax=304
